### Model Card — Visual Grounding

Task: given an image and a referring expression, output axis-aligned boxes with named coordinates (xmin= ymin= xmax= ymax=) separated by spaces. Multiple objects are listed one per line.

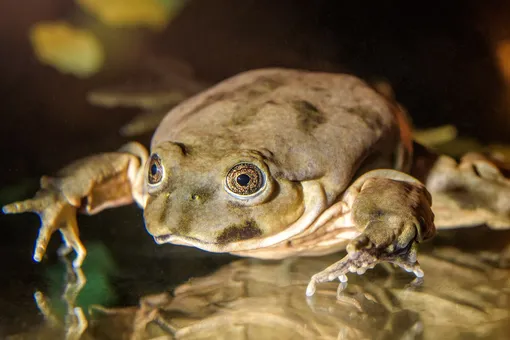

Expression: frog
xmin=4 ymin=68 xmax=510 ymax=296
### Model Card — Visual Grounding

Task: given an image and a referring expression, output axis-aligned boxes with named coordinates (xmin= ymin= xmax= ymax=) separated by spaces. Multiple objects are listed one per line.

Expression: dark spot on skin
xmin=186 ymin=92 xmax=228 ymax=116
xmin=311 ymin=86 xmax=327 ymax=93
xmin=174 ymin=142 xmax=191 ymax=156
xmin=371 ymin=209 xmax=385 ymax=219
xmin=292 ymin=100 xmax=326 ymax=132
xmin=231 ymin=99 xmax=282 ymax=126
xmin=231 ymin=76 xmax=284 ymax=100
xmin=186 ymin=75 xmax=286 ymax=126
xmin=185 ymin=75 xmax=286 ymax=121
xmin=246 ymin=89 xmax=266 ymax=98
xmin=345 ymin=107 xmax=384 ymax=131
xmin=216 ymin=219 xmax=262 ymax=244
xmin=230 ymin=106 xmax=259 ymax=126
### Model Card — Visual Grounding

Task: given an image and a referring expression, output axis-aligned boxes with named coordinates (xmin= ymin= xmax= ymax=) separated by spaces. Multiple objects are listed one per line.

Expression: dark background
xmin=1 ymin=0 xmax=510 ymax=336
xmin=1 ymin=0 xmax=510 ymax=187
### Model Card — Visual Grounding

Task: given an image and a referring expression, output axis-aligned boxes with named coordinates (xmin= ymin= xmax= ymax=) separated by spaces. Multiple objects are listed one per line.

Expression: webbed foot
xmin=3 ymin=189 xmax=86 ymax=267
xmin=307 ymin=173 xmax=434 ymax=296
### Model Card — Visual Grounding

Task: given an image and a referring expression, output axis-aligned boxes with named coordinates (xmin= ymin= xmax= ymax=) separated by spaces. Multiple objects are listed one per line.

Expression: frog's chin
xmin=152 ymin=181 xmax=337 ymax=254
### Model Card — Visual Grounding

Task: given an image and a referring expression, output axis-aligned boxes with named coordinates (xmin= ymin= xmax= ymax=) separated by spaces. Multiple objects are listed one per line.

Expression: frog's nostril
xmin=190 ymin=193 xmax=202 ymax=202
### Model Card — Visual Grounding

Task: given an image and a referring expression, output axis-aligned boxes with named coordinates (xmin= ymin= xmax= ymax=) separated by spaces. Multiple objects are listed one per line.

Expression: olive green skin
xmin=144 ymin=68 xmax=409 ymax=252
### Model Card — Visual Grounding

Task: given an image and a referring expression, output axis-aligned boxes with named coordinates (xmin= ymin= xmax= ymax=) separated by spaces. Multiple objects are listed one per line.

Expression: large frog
xmin=4 ymin=68 xmax=510 ymax=296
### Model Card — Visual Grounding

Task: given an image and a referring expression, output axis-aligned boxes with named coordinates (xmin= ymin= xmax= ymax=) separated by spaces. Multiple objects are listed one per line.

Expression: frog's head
xmin=142 ymin=141 xmax=327 ymax=253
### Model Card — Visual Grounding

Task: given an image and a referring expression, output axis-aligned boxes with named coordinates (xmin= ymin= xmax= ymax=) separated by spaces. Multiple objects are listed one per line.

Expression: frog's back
xmin=152 ymin=68 xmax=407 ymax=201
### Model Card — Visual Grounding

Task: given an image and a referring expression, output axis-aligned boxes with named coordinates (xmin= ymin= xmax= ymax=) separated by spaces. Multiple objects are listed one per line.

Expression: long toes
xmin=34 ymin=241 xmax=49 ymax=262
xmin=306 ymin=263 xmax=348 ymax=297
xmin=392 ymin=259 xmax=424 ymax=278
xmin=72 ymin=244 xmax=87 ymax=268
xmin=414 ymin=267 xmax=424 ymax=278
xmin=33 ymin=215 xmax=62 ymax=262
xmin=336 ymin=281 xmax=349 ymax=296
xmin=306 ymin=276 xmax=318 ymax=296
xmin=347 ymin=235 xmax=372 ymax=254
xmin=306 ymin=252 xmax=380 ymax=297
xmin=2 ymin=200 xmax=37 ymax=214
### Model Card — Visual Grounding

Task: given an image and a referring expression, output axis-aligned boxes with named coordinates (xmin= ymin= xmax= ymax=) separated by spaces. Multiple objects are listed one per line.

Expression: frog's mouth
xmin=154 ymin=234 xmax=207 ymax=245
xmin=151 ymin=181 xmax=340 ymax=254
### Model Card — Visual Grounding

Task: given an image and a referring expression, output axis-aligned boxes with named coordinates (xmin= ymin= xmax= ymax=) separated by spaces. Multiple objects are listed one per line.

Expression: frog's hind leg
xmin=413 ymin=144 xmax=510 ymax=230
xmin=306 ymin=170 xmax=435 ymax=296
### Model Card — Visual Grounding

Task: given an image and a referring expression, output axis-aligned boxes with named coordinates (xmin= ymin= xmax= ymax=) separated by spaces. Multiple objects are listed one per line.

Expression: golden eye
xmin=226 ymin=163 xmax=265 ymax=197
xmin=148 ymin=154 xmax=163 ymax=185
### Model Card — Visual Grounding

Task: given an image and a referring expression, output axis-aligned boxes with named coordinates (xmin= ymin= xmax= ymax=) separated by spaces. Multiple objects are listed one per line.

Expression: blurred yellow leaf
xmin=30 ymin=22 xmax=104 ymax=77
xmin=77 ymin=0 xmax=184 ymax=30
xmin=413 ymin=124 xmax=458 ymax=147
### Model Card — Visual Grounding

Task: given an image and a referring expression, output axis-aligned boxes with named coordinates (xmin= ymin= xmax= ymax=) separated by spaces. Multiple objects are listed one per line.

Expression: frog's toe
xmin=3 ymin=195 xmax=49 ymax=215
xmin=346 ymin=218 xmax=424 ymax=278
xmin=3 ymin=201 xmax=32 ymax=214
xmin=346 ymin=234 xmax=374 ymax=253
xmin=389 ymin=243 xmax=424 ymax=278
xmin=34 ymin=225 xmax=53 ymax=262
xmin=58 ymin=217 xmax=87 ymax=268
xmin=305 ymin=251 xmax=379 ymax=297
xmin=347 ymin=217 xmax=419 ymax=261
xmin=3 ymin=189 xmax=86 ymax=266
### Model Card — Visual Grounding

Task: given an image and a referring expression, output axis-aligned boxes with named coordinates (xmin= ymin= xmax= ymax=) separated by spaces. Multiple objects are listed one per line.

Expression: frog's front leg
xmin=2 ymin=142 xmax=148 ymax=267
xmin=306 ymin=170 xmax=435 ymax=296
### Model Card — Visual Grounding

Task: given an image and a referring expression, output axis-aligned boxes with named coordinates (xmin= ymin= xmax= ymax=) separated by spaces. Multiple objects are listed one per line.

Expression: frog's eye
xmin=225 ymin=163 xmax=265 ymax=197
xmin=148 ymin=154 xmax=164 ymax=185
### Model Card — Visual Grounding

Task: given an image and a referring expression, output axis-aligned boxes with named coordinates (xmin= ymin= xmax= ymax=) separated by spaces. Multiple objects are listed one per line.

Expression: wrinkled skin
xmin=26 ymin=237 xmax=510 ymax=340
xmin=3 ymin=68 xmax=510 ymax=295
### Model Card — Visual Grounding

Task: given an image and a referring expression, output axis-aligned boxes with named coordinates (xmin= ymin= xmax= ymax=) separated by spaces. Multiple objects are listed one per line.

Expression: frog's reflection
xmin=20 ymin=231 xmax=509 ymax=340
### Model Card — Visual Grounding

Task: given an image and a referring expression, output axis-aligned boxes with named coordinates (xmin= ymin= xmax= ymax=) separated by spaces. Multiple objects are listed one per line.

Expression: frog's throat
xmin=156 ymin=181 xmax=353 ymax=254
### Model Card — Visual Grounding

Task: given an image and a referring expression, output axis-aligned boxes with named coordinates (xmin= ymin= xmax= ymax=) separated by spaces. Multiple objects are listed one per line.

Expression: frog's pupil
xmin=151 ymin=163 xmax=158 ymax=176
xmin=236 ymin=174 xmax=251 ymax=186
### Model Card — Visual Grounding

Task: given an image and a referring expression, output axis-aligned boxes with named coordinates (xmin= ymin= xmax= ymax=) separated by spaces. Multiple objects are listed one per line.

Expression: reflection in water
xmin=8 ymin=230 xmax=510 ymax=340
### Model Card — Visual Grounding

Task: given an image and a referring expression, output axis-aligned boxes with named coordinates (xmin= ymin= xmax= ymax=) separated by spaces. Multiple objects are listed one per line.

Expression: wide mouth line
xmin=154 ymin=233 xmax=212 ymax=245
xmin=154 ymin=234 xmax=172 ymax=244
